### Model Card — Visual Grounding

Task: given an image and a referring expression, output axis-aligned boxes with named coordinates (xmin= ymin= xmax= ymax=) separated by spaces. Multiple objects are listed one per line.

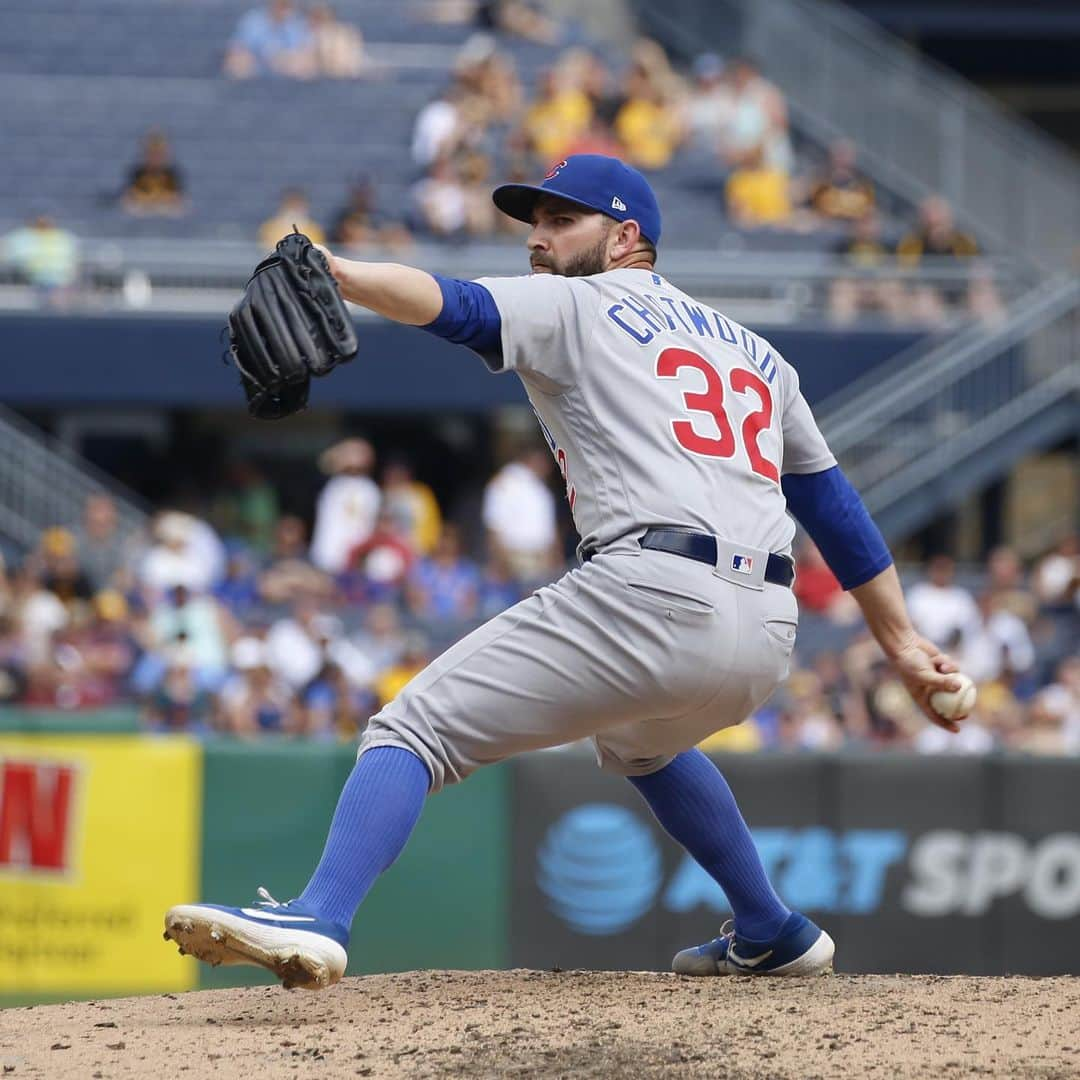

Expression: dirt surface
xmin=3 ymin=970 xmax=1079 ymax=1079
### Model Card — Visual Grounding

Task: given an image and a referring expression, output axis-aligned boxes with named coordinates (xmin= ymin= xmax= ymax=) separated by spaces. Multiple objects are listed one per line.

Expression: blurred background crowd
xmin=0 ymin=0 xmax=1000 ymax=327
xmin=1 ymin=433 xmax=1075 ymax=754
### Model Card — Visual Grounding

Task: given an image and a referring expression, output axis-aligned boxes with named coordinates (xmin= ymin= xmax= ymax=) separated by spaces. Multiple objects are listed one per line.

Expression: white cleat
xmin=163 ymin=887 xmax=349 ymax=991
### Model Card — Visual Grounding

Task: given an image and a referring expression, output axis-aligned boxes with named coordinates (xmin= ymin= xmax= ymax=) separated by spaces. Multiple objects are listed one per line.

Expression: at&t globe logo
xmin=536 ymin=803 xmax=662 ymax=935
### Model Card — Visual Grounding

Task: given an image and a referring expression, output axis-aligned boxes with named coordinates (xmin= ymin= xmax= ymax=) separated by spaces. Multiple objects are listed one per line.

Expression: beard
xmin=531 ymin=234 xmax=609 ymax=278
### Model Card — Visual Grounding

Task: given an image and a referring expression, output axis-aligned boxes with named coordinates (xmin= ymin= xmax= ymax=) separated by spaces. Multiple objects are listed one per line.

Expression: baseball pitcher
xmin=165 ymin=155 xmax=969 ymax=988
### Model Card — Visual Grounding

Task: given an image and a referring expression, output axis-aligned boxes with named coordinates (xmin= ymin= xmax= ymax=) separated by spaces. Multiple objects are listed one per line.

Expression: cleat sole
xmin=163 ymin=906 xmax=346 ymax=990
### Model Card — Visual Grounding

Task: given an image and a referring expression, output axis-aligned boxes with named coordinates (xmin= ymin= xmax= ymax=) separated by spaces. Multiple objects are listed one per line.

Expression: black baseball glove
xmin=226 ymin=231 xmax=358 ymax=419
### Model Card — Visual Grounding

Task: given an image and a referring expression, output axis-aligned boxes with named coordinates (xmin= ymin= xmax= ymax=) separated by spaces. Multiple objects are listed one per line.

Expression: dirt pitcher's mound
xmin=4 ymin=970 xmax=1079 ymax=1079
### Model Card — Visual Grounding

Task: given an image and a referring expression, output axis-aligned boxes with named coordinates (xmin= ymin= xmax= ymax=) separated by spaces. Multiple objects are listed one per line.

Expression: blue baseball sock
xmin=628 ymin=749 xmax=790 ymax=942
xmin=298 ymin=746 xmax=430 ymax=929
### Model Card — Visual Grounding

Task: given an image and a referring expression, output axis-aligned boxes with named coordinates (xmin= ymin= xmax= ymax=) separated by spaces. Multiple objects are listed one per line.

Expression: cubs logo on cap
xmin=492 ymin=154 xmax=662 ymax=246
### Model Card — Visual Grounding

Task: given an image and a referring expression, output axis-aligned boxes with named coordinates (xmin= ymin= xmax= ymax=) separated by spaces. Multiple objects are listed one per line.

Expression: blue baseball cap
xmin=492 ymin=154 xmax=662 ymax=247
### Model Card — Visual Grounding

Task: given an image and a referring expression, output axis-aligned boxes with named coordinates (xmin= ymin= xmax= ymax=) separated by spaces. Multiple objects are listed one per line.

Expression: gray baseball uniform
xmin=359 ymin=268 xmax=837 ymax=790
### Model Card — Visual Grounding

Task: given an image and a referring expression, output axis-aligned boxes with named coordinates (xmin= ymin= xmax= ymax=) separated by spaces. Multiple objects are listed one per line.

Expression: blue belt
xmin=638 ymin=528 xmax=795 ymax=587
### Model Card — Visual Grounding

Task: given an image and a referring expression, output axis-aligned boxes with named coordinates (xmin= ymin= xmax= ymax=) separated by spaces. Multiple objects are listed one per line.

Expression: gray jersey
xmin=476 ymin=268 xmax=836 ymax=559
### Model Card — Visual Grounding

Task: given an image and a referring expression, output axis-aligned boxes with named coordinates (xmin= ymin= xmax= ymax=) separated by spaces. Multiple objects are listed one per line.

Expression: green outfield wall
xmin=0 ymin=724 xmax=509 ymax=1003
xmin=3 ymin=715 xmax=1079 ymax=1004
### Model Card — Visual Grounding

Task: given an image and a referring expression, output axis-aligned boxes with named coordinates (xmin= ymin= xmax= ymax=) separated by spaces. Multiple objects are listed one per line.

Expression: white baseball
xmin=930 ymin=673 xmax=976 ymax=721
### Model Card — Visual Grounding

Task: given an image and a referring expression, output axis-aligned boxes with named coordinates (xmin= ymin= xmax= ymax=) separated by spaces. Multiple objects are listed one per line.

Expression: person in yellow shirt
xmin=374 ymin=634 xmax=430 ymax=708
xmin=382 ymin=459 xmax=442 ymax=555
xmin=523 ymin=68 xmax=592 ymax=163
xmin=258 ymin=188 xmax=326 ymax=249
xmin=615 ymin=83 xmax=684 ymax=170
xmin=725 ymin=147 xmax=791 ymax=226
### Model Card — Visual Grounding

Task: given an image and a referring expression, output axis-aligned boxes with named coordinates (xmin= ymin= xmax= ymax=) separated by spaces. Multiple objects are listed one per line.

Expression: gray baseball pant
xmin=358 ymin=545 xmax=797 ymax=791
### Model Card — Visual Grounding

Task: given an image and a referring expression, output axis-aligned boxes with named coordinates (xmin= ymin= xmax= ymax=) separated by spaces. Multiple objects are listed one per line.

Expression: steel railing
xmin=0 ymin=401 xmax=150 ymax=555
xmin=819 ymin=275 xmax=1080 ymax=531
xmin=0 ymin=238 xmax=1031 ymax=323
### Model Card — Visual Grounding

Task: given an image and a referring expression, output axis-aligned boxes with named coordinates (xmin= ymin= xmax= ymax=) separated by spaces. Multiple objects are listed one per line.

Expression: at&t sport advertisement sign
xmin=512 ymin=753 xmax=1080 ymax=975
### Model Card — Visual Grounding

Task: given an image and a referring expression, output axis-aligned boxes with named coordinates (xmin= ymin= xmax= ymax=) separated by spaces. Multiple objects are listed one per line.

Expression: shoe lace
xmin=255 ymin=886 xmax=282 ymax=909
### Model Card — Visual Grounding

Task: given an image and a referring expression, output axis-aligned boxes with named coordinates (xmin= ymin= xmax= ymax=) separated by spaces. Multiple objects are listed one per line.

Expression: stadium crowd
xmin=0 ymin=4 xmax=999 ymax=325
xmin=0 ymin=438 xmax=1076 ymax=755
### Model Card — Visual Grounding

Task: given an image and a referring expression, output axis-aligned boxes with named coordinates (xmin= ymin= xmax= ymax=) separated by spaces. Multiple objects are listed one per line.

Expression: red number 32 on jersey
xmin=655 ymin=347 xmax=780 ymax=483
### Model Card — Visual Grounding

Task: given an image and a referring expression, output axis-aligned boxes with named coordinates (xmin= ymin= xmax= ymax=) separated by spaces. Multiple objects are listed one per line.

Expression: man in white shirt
xmin=482 ymin=447 xmax=559 ymax=579
xmin=310 ymin=438 xmax=381 ymax=574
xmin=906 ymin=555 xmax=982 ymax=653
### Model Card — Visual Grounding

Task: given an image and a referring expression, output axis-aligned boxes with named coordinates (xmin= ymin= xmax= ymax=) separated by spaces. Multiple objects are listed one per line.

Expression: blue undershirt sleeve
xmin=419 ymin=274 xmax=503 ymax=368
xmin=781 ymin=465 xmax=893 ymax=591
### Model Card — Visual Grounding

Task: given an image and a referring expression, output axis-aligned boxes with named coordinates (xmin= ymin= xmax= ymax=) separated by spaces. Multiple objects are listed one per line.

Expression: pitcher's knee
xmin=357 ymin=716 xmax=458 ymax=794
xmin=593 ymin=736 xmax=673 ymax=777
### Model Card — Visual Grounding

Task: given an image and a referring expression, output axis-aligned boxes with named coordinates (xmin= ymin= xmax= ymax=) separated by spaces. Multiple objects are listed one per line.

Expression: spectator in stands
xmin=224 ymin=0 xmax=314 ymax=79
xmin=1031 ymin=655 xmax=1080 ymax=753
xmin=330 ymin=179 xmax=412 ymax=253
xmin=260 ymin=515 xmax=333 ymax=603
xmin=72 ymin=494 xmax=138 ymax=592
xmin=458 ymin=149 xmax=500 ymax=236
xmin=2 ymin=215 xmax=78 ymax=305
xmin=807 ymin=140 xmax=875 ymax=223
xmin=986 ymin=545 xmax=1037 ymax=624
xmin=684 ymin=53 xmax=733 ymax=154
xmin=565 ymin=113 xmax=623 ymax=159
xmin=483 ymin=447 xmax=559 ymax=581
xmin=45 ymin=589 xmax=138 ymax=708
xmin=898 ymin=195 xmax=978 ymax=323
xmin=143 ymin=640 xmax=214 ymax=733
xmin=374 ymin=632 xmax=430 ymax=708
xmin=407 ymin=524 xmax=480 ymax=621
xmin=412 ymin=84 xmax=468 ymax=170
xmin=453 ymin=34 xmax=523 ymax=123
xmin=310 ymin=438 xmax=381 ymax=574
xmin=266 ymin=600 xmax=374 ymax=690
xmin=522 ymin=68 xmax=592 ymax=163
xmin=211 ymin=461 xmax=279 ymax=554
xmin=353 ymin=601 xmax=407 ymax=675
xmin=793 ymin=539 xmax=857 ymax=623
xmin=213 ymin=545 xmax=262 ymax=621
xmin=614 ymin=43 xmax=686 ymax=171
xmin=12 ymin=561 xmax=69 ymax=669
xmin=561 ymin=48 xmax=623 ymax=131
xmin=38 ymin=527 xmax=94 ymax=610
xmin=411 ymin=157 xmax=469 ymax=240
xmin=219 ymin=637 xmax=296 ymax=736
xmin=301 ymin=658 xmax=374 ymax=739
xmin=477 ymin=0 xmax=558 ymax=43
xmin=423 ymin=0 xmax=559 ymax=44
xmin=829 ymin=211 xmax=907 ymax=324
xmin=725 ymin=146 xmax=792 ymax=227
xmin=140 ymin=511 xmax=226 ymax=598
xmin=307 ymin=3 xmax=366 ymax=79
xmin=906 ymin=554 xmax=983 ymax=659
xmin=149 ymin=583 xmax=230 ymax=681
xmin=381 ymin=459 xmax=442 ymax=556
xmin=962 ymin=591 xmax=1036 ymax=688
xmin=721 ymin=57 xmax=792 ymax=174
xmin=898 ymin=195 xmax=978 ymax=267
xmin=477 ymin=550 xmax=522 ymax=619
xmin=121 ymin=132 xmax=186 ymax=217
xmin=258 ymin=189 xmax=325 ymax=250
xmin=344 ymin=506 xmax=416 ymax=605
xmin=0 ymin=613 xmax=28 ymax=706
xmin=1034 ymin=534 xmax=1079 ymax=612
